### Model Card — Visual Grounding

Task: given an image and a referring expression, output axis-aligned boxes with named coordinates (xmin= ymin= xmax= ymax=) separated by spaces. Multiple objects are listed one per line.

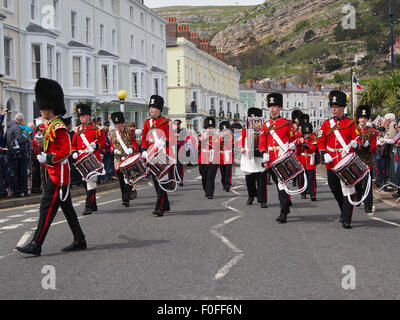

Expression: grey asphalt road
xmin=1 ymin=166 xmax=400 ymax=300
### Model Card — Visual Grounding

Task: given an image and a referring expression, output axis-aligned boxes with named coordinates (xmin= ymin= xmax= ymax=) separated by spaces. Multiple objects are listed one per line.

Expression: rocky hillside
xmin=155 ymin=0 xmax=400 ymax=84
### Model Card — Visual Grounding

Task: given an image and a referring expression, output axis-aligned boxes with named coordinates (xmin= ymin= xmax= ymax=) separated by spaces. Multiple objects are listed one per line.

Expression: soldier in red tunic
xmin=297 ymin=123 xmax=317 ymax=201
xmin=354 ymin=105 xmax=377 ymax=214
xmin=219 ymin=121 xmax=234 ymax=192
xmin=317 ymin=90 xmax=360 ymax=229
xmin=16 ymin=78 xmax=86 ymax=256
xmin=141 ymin=95 xmax=174 ymax=216
xmin=71 ymin=104 xmax=106 ymax=216
xmin=259 ymin=93 xmax=296 ymax=223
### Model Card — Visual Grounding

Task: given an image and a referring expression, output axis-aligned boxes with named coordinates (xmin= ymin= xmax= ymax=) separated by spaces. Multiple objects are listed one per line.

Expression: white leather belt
xmin=301 ymin=153 xmax=312 ymax=157
xmin=327 ymin=146 xmax=343 ymax=153
xmin=268 ymin=146 xmax=280 ymax=151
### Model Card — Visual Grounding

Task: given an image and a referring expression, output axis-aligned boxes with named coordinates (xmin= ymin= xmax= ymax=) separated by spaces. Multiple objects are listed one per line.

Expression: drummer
xmin=141 ymin=95 xmax=174 ymax=217
xmin=259 ymin=93 xmax=296 ymax=224
xmin=219 ymin=121 xmax=234 ymax=192
xmin=317 ymin=90 xmax=360 ymax=229
xmin=297 ymin=122 xmax=317 ymax=201
xmin=109 ymin=112 xmax=139 ymax=208
xmin=354 ymin=105 xmax=377 ymax=214
xmin=71 ymin=104 xmax=106 ymax=216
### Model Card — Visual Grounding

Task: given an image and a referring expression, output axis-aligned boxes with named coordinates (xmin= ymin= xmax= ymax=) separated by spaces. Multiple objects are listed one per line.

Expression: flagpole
xmin=350 ymin=58 xmax=354 ymax=117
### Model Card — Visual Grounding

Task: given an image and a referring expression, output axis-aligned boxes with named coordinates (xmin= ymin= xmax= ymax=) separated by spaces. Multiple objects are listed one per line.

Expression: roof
xmin=26 ymin=23 xmax=58 ymax=37
xmin=98 ymin=50 xmax=119 ymax=59
xmin=151 ymin=66 xmax=166 ymax=73
xmin=130 ymin=59 xmax=146 ymax=66
xmin=68 ymin=41 xmax=93 ymax=50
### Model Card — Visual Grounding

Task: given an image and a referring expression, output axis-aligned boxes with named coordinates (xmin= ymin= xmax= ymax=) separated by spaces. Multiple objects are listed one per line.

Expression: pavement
xmin=1 ymin=166 xmax=400 ymax=300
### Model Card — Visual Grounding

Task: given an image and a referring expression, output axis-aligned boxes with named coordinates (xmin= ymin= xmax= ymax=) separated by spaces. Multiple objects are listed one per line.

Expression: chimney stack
xmin=200 ymin=39 xmax=209 ymax=54
xmin=216 ymin=51 xmax=224 ymax=62
xmin=189 ymin=32 xmax=200 ymax=48
xmin=246 ymin=79 xmax=254 ymax=89
xmin=209 ymin=45 xmax=217 ymax=58
xmin=177 ymin=25 xmax=190 ymax=40
xmin=263 ymin=80 xmax=271 ymax=89
xmin=166 ymin=17 xmax=177 ymax=42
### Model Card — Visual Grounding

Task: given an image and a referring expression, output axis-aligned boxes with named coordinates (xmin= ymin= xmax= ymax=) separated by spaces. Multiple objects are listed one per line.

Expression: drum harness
xmin=328 ymin=119 xmax=371 ymax=206
xmin=265 ymin=121 xmax=308 ymax=195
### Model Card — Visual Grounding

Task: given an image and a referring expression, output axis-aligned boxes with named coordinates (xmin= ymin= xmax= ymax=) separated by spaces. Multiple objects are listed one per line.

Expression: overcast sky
xmin=145 ymin=0 xmax=265 ymax=8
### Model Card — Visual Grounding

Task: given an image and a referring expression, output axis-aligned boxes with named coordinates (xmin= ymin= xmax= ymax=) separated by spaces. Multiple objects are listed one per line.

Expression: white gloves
xmin=114 ymin=149 xmax=121 ymax=155
xmin=363 ymin=140 xmax=370 ymax=148
xmin=263 ymin=153 xmax=270 ymax=162
xmin=289 ymin=143 xmax=296 ymax=151
xmin=72 ymin=152 xmax=78 ymax=160
xmin=324 ymin=153 xmax=333 ymax=164
xmin=135 ymin=129 xmax=142 ymax=136
xmin=155 ymin=140 xmax=165 ymax=150
xmin=350 ymin=140 xmax=359 ymax=149
xmin=127 ymin=148 xmax=134 ymax=156
xmin=142 ymin=151 xmax=148 ymax=160
xmin=37 ymin=152 xmax=47 ymax=164
xmin=384 ymin=139 xmax=395 ymax=145
xmin=90 ymin=142 xmax=97 ymax=149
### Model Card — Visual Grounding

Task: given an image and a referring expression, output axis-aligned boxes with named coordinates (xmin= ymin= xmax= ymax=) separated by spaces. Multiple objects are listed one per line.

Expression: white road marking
xmin=210 ymin=229 xmax=243 ymax=253
xmin=22 ymin=218 xmax=39 ymax=223
xmin=16 ymin=231 xmax=33 ymax=247
xmin=0 ymin=253 xmax=15 ymax=260
xmin=370 ymin=217 xmax=400 ymax=227
xmin=215 ymin=254 xmax=245 ymax=280
xmin=0 ymin=219 xmax=10 ymax=224
xmin=98 ymin=199 xmax=121 ymax=206
xmin=0 ymin=224 xmax=24 ymax=230
xmin=23 ymin=209 xmax=39 ymax=213
xmin=8 ymin=214 xmax=25 ymax=218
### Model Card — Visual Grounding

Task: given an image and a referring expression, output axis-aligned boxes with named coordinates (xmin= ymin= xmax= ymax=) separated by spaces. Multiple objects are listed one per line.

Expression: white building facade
xmin=2 ymin=0 xmax=167 ymax=128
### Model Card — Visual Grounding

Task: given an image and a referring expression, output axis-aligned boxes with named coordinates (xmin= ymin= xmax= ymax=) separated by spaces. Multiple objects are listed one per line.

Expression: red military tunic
xmin=142 ymin=116 xmax=171 ymax=157
xmin=297 ymin=134 xmax=317 ymax=170
xmin=317 ymin=117 xmax=360 ymax=170
xmin=356 ymin=126 xmax=377 ymax=170
xmin=197 ymin=133 xmax=219 ymax=165
xmin=220 ymin=133 xmax=234 ymax=165
xmin=259 ymin=116 xmax=296 ymax=168
xmin=71 ymin=123 xmax=106 ymax=162
xmin=40 ymin=118 xmax=71 ymax=186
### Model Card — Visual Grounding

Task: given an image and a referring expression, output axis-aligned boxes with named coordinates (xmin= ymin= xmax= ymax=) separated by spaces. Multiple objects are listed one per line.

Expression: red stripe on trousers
xmin=38 ymin=186 xmax=59 ymax=243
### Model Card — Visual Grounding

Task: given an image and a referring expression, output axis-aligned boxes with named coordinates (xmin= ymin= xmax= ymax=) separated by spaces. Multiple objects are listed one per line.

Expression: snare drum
xmin=270 ymin=150 xmax=304 ymax=183
xmin=332 ymin=153 xmax=369 ymax=187
xmin=147 ymin=149 xmax=174 ymax=181
xmin=75 ymin=153 xmax=104 ymax=181
xmin=119 ymin=153 xmax=148 ymax=185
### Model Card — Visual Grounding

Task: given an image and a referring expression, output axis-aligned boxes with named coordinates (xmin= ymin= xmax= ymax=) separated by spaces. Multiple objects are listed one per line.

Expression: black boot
xmin=82 ymin=207 xmax=92 ymax=216
xmin=276 ymin=212 xmax=287 ymax=224
xmin=301 ymin=193 xmax=307 ymax=199
xmin=152 ymin=209 xmax=165 ymax=217
xmin=246 ymin=197 xmax=254 ymax=205
xmin=261 ymin=203 xmax=268 ymax=208
xmin=342 ymin=222 xmax=352 ymax=229
xmin=16 ymin=241 xmax=42 ymax=256
xmin=62 ymin=240 xmax=87 ymax=252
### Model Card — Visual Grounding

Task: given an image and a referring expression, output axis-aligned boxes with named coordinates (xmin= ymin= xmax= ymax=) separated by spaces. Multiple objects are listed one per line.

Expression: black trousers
xmin=83 ymin=182 xmax=97 ymax=209
xmin=299 ymin=169 xmax=317 ymax=198
xmin=355 ymin=173 xmax=373 ymax=212
xmin=33 ymin=179 xmax=85 ymax=245
xmin=151 ymin=166 xmax=175 ymax=211
xmin=327 ymin=169 xmax=355 ymax=223
xmin=199 ymin=164 xmax=219 ymax=197
xmin=31 ymin=159 xmax=42 ymax=193
xmin=118 ymin=170 xmax=133 ymax=204
xmin=269 ymin=169 xmax=291 ymax=214
xmin=245 ymin=170 xmax=267 ymax=203
xmin=220 ymin=164 xmax=233 ymax=189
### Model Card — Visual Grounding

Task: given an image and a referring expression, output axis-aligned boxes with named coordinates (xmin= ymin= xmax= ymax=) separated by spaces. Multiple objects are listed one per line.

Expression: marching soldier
xmin=317 ymin=90 xmax=360 ymax=229
xmin=219 ymin=121 xmax=234 ymax=192
xmin=355 ymin=105 xmax=377 ymax=214
xmin=259 ymin=93 xmax=296 ymax=223
xmin=240 ymin=108 xmax=267 ymax=208
xmin=141 ymin=95 xmax=174 ymax=216
xmin=109 ymin=112 xmax=139 ymax=207
xmin=173 ymin=119 xmax=186 ymax=187
xmin=297 ymin=123 xmax=317 ymax=201
xmin=71 ymin=104 xmax=106 ymax=216
xmin=198 ymin=117 xmax=219 ymax=199
xmin=16 ymin=78 xmax=86 ymax=256
xmin=291 ymin=110 xmax=303 ymax=187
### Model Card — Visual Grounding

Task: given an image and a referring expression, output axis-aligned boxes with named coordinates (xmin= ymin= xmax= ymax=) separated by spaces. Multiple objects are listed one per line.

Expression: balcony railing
xmin=210 ymin=109 xmax=216 ymax=117
xmin=234 ymin=113 xmax=240 ymax=120
xmin=226 ymin=112 xmax=232 ymax=119
xmin=219 ymin=111 xmax=225 ymax=118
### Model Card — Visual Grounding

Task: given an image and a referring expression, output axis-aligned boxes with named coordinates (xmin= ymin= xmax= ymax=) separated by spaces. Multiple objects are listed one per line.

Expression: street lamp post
xmin=349 ymin=57 xmax=354 ymax=117
xmin=389 ymin=0 xmax=395 ymax=70
xmin=118 ymin=90 xmax=127 ymax=113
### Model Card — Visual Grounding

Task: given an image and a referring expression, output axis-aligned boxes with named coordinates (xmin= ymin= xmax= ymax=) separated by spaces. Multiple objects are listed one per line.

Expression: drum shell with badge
xmin=119 ymin=153 xmax=148 ymax=185
xmin=147 ymin=145 xmax=174 ymax=181
xmin=332 ymin=153 xmax=369 ymax=187
xmin=270 ymin=150 xmax=304 ymax=183
xmin=75 ymin=153 xmax=104 ymax=180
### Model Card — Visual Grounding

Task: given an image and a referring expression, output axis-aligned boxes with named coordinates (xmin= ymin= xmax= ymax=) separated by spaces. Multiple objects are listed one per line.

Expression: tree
xmin=304 ymin=29 xmax=315 ymax=43
xmin=325 ymin=58 xmax=343 ymax=72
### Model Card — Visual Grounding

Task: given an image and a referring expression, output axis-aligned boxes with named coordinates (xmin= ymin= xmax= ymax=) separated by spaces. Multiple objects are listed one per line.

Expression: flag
xmin=353 ymin=75 xmax=362 ymax=90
